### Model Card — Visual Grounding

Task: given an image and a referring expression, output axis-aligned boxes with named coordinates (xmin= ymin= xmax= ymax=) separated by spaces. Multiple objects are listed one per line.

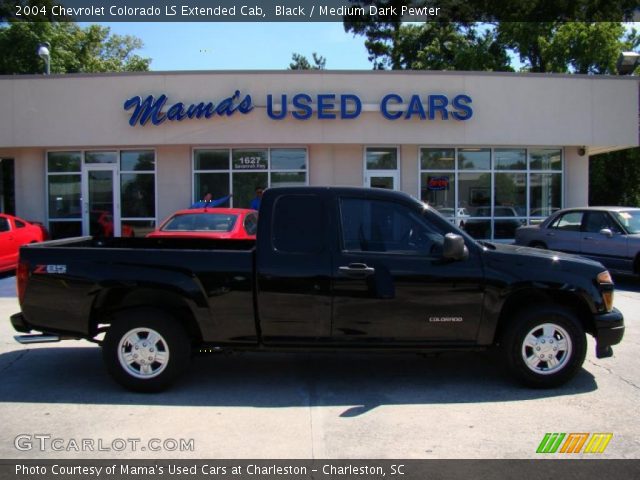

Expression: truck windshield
xmin=613 ymin=210 xmax=640 ymax=234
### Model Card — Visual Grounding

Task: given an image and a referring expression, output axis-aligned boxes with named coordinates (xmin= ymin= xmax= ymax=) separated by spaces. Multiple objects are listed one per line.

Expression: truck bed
xmin=18 ymin=236 xmax=257 ymax=343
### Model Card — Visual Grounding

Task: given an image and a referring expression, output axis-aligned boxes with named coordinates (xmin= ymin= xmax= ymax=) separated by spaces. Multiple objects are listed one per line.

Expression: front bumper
xmin=593 ymin=307 xmax=624 ymax=359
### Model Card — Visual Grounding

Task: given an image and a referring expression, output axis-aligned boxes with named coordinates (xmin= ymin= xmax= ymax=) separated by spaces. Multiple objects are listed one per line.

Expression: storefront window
xmin=120 ymin=173 xmax=155 ymax=218
xmin=421 ymin=148 xmax=455 ymax=170
xmin=85 ymin=151 xmax=117 ymax=164
xmin=421 ymin=173 xmax=455 ymax=210
xmin=120 ymin=150 xmax=156 ymax=236
xmin=47 ymin=152 xmax=81 ymax=173
xmin=494 ymin=173 xmax=526 ymax=216
xmin=419 ymin=147 xmax=563 ymax=240
xmin=48 ymin=174 xmax=81 ymax=219
xmin=530 ymin=173 xmax=562 ymax=219
xmin=271 ymin=149 xmax=307 ymax=170
xmin=530 ymin=149 xmax=562 ymax=170
xmin=495 ymin=149 xmax=526 ymax=170
xmin=194 ymin=173 xmax=231 ymax=204
xmin=271 ymin=172 xmax=306 ymax=187
xmin=193 ymin=148 xmax=308 ymax=209
xmin=195 ymin=150 xmax=229 ymax=170
xmin=233 ymin=149 xmax=268 ymax=171
xmin=121 ymin=150 xmax=155 ymax=171
xmin=458 ymin=148 xmax=491 ymax=170
xmin=46 ymin=150 xmax=156 ymax=239
xmin=47 ymin=152 xmax=82 ymax=239
xmin=366 ymin=147 xmax=398 ymax=170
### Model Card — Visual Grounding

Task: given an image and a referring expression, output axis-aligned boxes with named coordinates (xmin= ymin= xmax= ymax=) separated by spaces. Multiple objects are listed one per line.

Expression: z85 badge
xmin=34 ymin=264 xmax=67 ymax=274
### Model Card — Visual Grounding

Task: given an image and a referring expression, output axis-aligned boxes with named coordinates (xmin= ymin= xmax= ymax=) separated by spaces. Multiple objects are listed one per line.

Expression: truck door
xmin=256 ymin=192 xmax=333 ymax=344
xmin=331 ymin=195 xmax=485 ymax=344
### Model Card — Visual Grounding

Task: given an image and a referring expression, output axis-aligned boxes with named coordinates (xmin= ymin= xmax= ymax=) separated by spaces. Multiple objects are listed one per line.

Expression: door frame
xmin=81 ymin=163 xmax=121 ymax=237
xmin=365 ymin=171 xmax=400 ymax=190
xmin=363 ymin=146 xmax=400 ymax=190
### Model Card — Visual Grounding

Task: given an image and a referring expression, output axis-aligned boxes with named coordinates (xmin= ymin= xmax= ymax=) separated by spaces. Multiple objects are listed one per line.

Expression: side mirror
xmin=599 ymin=228 xmax=613 ymax=238
xmin=443 ymin=233 xmax=469 ymax=261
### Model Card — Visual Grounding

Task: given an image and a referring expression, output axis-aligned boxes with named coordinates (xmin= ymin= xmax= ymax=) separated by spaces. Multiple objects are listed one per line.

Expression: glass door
xmin=366 ymin=173 xmax=399 ymax=190
xmin=364 ymin=147 xmax=400 ymax=190
xmin=82 ymin=165 xmax=120 ymax=237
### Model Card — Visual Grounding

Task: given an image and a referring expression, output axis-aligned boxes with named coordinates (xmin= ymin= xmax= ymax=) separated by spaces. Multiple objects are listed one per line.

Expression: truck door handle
xmin=339 ymin=263 xmax=375 ymax=278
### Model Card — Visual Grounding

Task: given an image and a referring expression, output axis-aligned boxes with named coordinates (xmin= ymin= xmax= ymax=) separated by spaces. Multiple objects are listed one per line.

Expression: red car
xmin=147 ymin=208 xmax=258 ymax=240
xmin=0 ymin=214 xmax=48 ymax=272
xmin=91 ymin=211 xmax=135 ymax=237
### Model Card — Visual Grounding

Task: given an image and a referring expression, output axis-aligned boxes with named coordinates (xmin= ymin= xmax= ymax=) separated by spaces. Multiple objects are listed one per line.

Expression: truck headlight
xmin=597 ymin=270 xmax=614 ymax=312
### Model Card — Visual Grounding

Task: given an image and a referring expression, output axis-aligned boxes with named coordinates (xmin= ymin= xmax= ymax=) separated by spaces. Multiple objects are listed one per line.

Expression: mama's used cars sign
xmin=123 ymin=91 xmax=473 ymax=126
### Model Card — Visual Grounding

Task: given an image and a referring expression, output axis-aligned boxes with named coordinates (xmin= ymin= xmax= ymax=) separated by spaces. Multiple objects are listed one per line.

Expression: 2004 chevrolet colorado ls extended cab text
xmin=10 ymin=187 xmax=624 ymax=391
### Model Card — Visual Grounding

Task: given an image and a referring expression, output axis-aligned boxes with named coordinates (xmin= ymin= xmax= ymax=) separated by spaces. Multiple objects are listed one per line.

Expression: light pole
xmin=37 ymin=42 xmax=51 ymax=75
xmin=616 ymin=51 xmax=640 ymax=75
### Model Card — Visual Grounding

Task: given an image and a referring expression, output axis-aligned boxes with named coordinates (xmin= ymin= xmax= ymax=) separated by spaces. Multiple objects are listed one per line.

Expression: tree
xmin=343 ymin=1 xmax=638 ymax=72
xmin=590 ymin=149 xmax=640 ymax=207
xmin=497 ymin=22 xmax=637 ymax=74
xmin=0 ymin=21 xmax=151 ymax=74
xmin=289 ymin=52 xmax=326 ymax=70
xmin=387 ymin=23 xmax=512 ymax=71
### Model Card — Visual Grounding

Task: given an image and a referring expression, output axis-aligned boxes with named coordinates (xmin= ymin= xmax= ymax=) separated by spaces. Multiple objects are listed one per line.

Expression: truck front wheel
xmin=502 ymin=306 xmax=586 ymax=388
xmin=103 ymin=309 xmax=191 ymax=392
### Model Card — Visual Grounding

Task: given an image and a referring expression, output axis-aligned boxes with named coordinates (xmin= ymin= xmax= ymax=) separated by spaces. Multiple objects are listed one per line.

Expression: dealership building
xmin=0 ymin=70 xmax=638 ymax=240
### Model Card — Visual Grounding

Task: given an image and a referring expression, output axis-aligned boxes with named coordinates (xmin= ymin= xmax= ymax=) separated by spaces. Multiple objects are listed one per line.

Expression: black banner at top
xmin=2 ymin=0 xmax=640 ymax=22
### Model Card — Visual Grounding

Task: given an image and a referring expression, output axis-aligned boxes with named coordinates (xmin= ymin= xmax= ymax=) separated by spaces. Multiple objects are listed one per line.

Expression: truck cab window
xmin=339 ymin=198 xmax=444 ymax=255
xmin=272 ymin=195 xmax=324 ymax=254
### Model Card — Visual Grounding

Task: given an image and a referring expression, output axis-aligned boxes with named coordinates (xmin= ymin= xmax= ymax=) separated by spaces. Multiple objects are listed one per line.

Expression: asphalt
xmin=0 ymin=272 xmax=638 ymax=459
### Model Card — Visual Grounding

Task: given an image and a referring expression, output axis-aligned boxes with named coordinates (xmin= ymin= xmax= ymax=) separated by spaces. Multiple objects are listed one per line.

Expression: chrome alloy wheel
xmin=521 ymin=323 xmax=572 ymax=375
xmin=117 ymin=328 xmax=170 ymax=379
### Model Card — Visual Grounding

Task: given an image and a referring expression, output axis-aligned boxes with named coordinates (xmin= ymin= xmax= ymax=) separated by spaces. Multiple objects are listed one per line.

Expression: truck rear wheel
xmin=103 ymin=309 xmax=191 ymax=392
xmin=501 ymin=306 xmax=586 ymax=388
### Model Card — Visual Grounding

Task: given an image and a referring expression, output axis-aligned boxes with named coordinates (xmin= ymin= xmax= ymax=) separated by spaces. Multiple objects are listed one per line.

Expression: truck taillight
xmin=17 ymin=261 xmax=29 ymax=305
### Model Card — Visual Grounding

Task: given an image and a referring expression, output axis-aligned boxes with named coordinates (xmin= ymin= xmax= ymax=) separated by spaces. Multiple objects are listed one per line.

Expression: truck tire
xmin=501 ymin=306 xmax=586 ymax=388
xmin=103 ymin=309 xmax=191 ymax=392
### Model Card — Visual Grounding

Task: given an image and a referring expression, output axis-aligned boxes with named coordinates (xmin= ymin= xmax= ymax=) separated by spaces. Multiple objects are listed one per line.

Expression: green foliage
xmin=289 ymin=52 xmax=326 ymax=70
xmin=0 ymin=21 xmax=151 ymax=74
xmin=393 ymin=23 xmax=513 ymax=71
xmin=590 ymin=149 xmax=640 ymax=207
xmin=498 ymin=22 xmax=633 ymax=74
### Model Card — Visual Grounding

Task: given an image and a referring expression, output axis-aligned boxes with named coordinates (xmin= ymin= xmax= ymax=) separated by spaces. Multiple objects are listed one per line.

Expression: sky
xmin=98 ymin=22 xmax=373 ymax=70
xmin=94 ymin=22 xmax=639 ymax=72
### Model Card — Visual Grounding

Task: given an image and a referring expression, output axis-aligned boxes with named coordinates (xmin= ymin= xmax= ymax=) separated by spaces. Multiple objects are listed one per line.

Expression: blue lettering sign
xmin=381 ymin=94 xmax=472 ymax=121
xmin=380 ymin=94 xmax=403 ymax=120
xmin=451 ymin=94 xmax=473 ymax=120
xmin=405 ymin=95 xmax=427 ymax=120
xmin=317 ymin=94 xmax=336 ymax=119
xmin=341 ymin=94 xmax=361 ymax=119
xmin=125 ymin=92 xmax=473 ymax=125
xmin=124 ymin=92 xmax=254 ymax=126
xmin=124 ymin=95 xmax=167 ymax=126
xmin=428 ymin=95 xmax=449 ymax=120
xmin=292 ymin=94 xmax=313 ymax=120
xmin=267 ymin=94 xmax=287 ymax=120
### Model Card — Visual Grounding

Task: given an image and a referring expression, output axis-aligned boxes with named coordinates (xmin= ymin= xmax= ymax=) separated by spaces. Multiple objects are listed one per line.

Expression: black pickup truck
xmin=11 ymin=187 xmax=624 ymax=391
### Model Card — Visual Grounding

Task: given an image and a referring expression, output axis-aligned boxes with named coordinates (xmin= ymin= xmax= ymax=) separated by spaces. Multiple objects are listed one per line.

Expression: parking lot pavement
xmin=0 ymin=273 xmax=639 ymax=459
